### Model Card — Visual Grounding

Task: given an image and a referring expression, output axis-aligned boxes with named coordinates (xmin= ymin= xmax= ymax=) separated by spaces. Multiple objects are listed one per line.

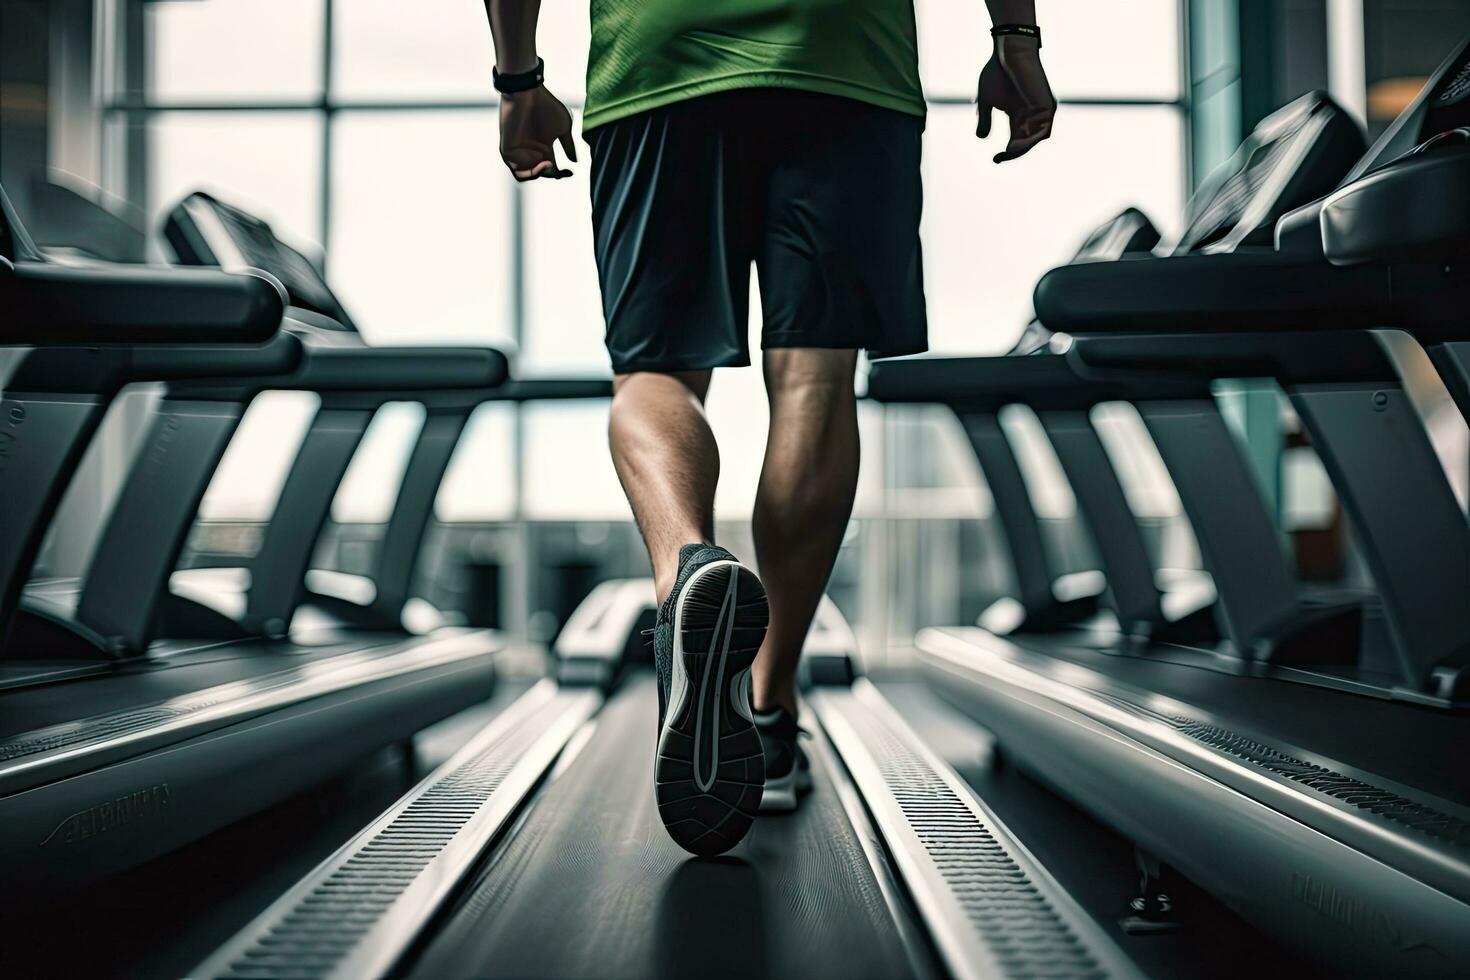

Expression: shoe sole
xmin=655 ymin=560 xmax=768 ymax=856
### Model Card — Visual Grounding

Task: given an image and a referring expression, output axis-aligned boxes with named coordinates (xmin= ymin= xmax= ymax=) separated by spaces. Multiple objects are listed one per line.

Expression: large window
xmin=107 ymin=1 xmax=1190 ymax=651
xmin=113 ymin=0 xmax=1187 ymax=363
xmin=915 ymin=0 xmax=1186 ymax=352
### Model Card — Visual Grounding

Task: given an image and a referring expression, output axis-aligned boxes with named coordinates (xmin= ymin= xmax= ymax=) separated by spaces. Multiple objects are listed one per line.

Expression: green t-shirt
xmin=583 ymin=0 xmax=925 ymax=131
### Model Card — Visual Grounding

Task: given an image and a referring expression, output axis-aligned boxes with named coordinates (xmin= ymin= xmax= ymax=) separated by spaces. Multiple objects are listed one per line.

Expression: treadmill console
xmin=1406 ymin=38 xmax=1470 ymax=136
xmin=1017 ymin=93 xmax=1362 ymax=354
xmin=163 ymin=192 xmax=356 ymax=331
xmin=1173 ymin=90 xmax=1364 ymax=254
xmin=1344 ymin=33 xmax=1470 ymax=182
xmin=1072 ymin=207 xmax=1161 ymax=264
xmin=0 ymin=183 xmax=39 ymax=262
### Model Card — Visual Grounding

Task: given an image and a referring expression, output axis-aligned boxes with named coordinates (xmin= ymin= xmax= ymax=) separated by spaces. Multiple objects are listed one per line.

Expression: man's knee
xmin=762 ymin=349 xmax=858 ymax=412
xmin=612 ymin=369 xmax=713 ymax=405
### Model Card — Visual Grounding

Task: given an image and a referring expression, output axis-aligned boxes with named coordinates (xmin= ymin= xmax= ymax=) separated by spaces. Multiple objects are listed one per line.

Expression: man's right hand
xmin=976 ymin=36 xmax=1057 ymax=164
xmin=499 ymin=86 xmax=577 ymax=182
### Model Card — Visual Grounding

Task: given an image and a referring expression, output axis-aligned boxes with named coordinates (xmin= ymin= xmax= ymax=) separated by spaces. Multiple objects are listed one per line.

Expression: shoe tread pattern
xmin=655 ymin=563 xmax=768 ymax=856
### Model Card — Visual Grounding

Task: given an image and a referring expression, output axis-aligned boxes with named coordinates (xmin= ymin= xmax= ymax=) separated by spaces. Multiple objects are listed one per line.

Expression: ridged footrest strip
xmin=813 ymin=680 xmax=1141 ymax=980
xmin=192 ymin=681 xmax=600 ymax=980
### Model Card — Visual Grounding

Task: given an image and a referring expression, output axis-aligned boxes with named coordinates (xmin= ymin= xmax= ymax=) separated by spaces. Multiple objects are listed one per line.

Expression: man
xmin=484 ymin=0 xmax=1055 ymax=856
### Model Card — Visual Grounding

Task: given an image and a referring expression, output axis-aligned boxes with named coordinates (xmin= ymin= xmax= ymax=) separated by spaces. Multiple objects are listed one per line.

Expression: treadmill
xmin=876 ymin=37 xmax=1470 ymax=974
xmin=0 ymin=189 xmax=507 ymax=896
xmin=178 ymin=94 xmax=1401 ymax=980
xmin=874 ymin=89 xmax=1366 ymax=654
xmin=155 ymin=192 xmax=614 ymax=642
xmin=191 ymin=628 xmax=1151 ymax=979
xmin=177 ymin=210 xmax=1157 ymax=974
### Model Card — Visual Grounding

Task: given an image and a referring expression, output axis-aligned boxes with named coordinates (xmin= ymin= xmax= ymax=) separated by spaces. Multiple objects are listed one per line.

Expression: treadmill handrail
xmin=167 ymin=320 xmax=511 ymax=396
xmin=489 ymin=378 xmax=613 ymax=401
xmin=1033 ymin=251 xmax=1394 ymax=337
xmin=1065 ymin=329 xmax=1399 ymax=386
xmin=4 ymin=332 xmax=304 ymax=393
xmin=0 ymin=259 xmax=285 ymax=347
xmin=867 ymin=354 xmax=1206 ymax=410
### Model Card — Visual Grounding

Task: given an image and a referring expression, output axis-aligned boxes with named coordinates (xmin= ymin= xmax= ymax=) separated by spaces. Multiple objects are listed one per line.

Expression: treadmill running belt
xmin=406 ymin=674 xmax=920 ymax=980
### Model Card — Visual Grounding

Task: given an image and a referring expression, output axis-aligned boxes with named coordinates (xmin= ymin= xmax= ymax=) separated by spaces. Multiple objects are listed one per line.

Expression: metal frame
xmin=1133 ymin=397 xmax=1304 ymax=656
xmin=1074 ymin=331 xmax=1470 ymax=701
xmin=76 ymin=395 xmax=247 ymax=655
xmin=1038 ymin=408 xmax=1167 ymax=635
xmin=958 ymin=412 xmax=1083 ymax=628
xmin=241 ymin=398 xmax=374 ymax=636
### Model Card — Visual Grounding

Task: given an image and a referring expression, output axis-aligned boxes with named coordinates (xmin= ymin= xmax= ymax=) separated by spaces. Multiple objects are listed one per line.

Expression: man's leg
xmin=615 ymin=367 xmax=771 ymax=853
xmin=608 ymin=369 xmax=717 ymax=602
xmin=751 ymin=348 xmax=860 ymax=715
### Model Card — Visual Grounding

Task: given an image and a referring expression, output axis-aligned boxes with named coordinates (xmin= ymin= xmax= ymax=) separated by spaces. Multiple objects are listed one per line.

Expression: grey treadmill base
xmin=918 ymin=626 xmax=1470 ymax=975
xmin=0 ymin=631 xmax=499 ymax=894
xmin=194 ymin=671 xmax=1149 ymax=980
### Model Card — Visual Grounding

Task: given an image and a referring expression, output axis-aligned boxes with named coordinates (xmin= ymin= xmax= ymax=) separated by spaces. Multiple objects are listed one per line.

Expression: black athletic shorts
xmin=587 ymin=89 xmax=928 ymax=374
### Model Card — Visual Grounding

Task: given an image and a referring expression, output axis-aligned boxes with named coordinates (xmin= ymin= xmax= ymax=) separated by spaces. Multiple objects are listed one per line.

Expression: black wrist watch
xmin=493 ymin=57 xmax=545 ymax=94
xmin=991 ymin=24 xmax=1041 ymax=46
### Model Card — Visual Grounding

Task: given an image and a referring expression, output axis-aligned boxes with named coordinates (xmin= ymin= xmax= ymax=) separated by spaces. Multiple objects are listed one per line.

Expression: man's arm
xmin=985 ymin=0 xmax=1038 ymax=23
xmin=484 ymin=0 xmax=576 ymax=181
xmin=487 ymin=0 xmax=540 ymax=74
xmin=977 ymin=0 xmax=1056 ymax=163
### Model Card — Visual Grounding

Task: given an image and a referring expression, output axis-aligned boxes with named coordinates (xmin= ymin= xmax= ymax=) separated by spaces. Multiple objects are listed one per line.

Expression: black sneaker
xmin=653 ymin=544 xmax=769 ymax=856
xmin=753 ymin=706 xmax=812 ymax=812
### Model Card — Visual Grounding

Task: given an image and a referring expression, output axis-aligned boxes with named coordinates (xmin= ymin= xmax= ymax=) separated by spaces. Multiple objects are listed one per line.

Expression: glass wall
xmin=107 ymin=0 xmax=1190 ymax=662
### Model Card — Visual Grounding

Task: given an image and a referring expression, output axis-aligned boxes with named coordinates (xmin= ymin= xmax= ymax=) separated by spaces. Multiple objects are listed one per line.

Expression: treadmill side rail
xmin=191 ymin=681 xmax=600 ymax=980
xmin=916 ymin=626 xmax=1470 ymax=973
xmin=0 ymin=630 xmax=499 ymax=795
xmin=813 ymin=680 xmax=1143 ymax=980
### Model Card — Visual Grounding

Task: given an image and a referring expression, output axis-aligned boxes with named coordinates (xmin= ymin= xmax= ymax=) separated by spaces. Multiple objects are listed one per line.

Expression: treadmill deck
xmin=406 ymin=675 xmax=925 ymax=980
